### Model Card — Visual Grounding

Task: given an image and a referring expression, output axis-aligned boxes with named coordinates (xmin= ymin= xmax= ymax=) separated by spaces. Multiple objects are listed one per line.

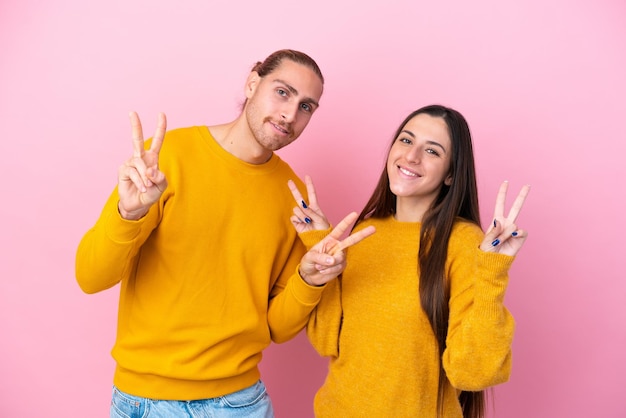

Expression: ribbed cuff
xmin=299 ymin=228 xmax=332 ymax=250
xmin=473 ymin=252 xmax=515 ymax=317
xmin=289 ymin=265 xmax=327 ymax=305
xmin=104 ymin=208 xmax=145 ymax=242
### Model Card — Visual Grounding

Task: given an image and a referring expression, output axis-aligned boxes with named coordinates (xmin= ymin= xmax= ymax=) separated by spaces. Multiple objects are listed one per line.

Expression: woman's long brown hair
xmin=355 ymin=105 xmax=484 ymax=418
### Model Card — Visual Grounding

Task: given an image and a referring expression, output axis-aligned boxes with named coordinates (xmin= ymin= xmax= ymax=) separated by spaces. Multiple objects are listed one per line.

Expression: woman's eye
xmin=277 ymin=89 xmax=287 ymax=96
xmin=399 ymin=137 xmax=411 ymax=144
xmin=426 ymin=148 xmax=440 ymax=156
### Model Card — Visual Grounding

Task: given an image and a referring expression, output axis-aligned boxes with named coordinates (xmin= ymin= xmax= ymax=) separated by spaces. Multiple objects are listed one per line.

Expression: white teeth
xmin=399 ymin=167 xmax=417 ymax=177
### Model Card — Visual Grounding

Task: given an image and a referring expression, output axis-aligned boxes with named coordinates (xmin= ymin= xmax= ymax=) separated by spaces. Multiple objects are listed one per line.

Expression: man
xmin=76 ymin=49 xmax=372 ymax=417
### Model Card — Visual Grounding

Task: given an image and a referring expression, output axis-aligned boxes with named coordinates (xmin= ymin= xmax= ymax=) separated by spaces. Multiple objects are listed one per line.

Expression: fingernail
xmin=302 ymin=200 xmax=308 ymax=209
xmin=493 ymin=219 xmax=497 ymax=228
xmin=492 ymin=238 xmax=500 ymax=246
xmin=304 ymin=217 xmax=312 ymax=224
xmin=511 ymin=231 xmax=518 ymax=237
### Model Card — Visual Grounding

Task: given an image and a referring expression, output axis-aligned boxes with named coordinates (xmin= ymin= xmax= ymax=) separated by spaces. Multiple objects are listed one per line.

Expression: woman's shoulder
xmin=450 ymin=218 xmax=484 ymax=246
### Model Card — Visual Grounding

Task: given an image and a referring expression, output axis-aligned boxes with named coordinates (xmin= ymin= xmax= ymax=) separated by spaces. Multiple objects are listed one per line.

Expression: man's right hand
xmin=117 ymin=111 xmax=168 ymax=220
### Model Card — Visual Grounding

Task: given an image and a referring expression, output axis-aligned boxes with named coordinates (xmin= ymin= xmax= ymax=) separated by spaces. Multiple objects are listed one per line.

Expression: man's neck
xmin=209 ymin=119 xmax=272 ymax=165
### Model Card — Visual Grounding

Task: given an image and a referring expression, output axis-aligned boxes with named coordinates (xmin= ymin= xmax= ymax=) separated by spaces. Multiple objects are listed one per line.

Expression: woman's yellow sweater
xmin=305 ymin=216 xmax=515 ymax=417
xmin=76 ymin=126 xmax=325 ymax=400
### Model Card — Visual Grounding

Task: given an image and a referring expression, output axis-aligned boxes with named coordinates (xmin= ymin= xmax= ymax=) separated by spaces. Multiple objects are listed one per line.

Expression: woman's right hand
xmin=117 ymin=111 xmax=168 ymax=220
xmin=288 ymin=175 xmax=331 ymax=233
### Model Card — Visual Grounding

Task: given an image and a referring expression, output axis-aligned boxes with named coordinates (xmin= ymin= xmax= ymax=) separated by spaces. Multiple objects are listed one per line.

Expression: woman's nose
xmin=405 ymin=146 xmax=421 ymax=163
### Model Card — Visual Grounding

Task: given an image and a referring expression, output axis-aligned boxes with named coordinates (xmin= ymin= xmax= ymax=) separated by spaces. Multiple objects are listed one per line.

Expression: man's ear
xmin=245 ymin=71 xmax=260 ymax=99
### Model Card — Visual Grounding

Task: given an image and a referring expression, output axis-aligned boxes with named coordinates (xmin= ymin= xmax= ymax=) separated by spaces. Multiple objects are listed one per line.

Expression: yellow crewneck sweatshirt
xmin=304 ymin=216 xmax=515 ymax=417
xmin=76 ymin=126 xmax=325 ymax=400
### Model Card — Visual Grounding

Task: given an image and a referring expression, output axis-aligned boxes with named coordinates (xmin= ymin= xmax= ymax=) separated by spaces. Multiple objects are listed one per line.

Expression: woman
xmin=289 ymin=104 xmax=530 ymax=417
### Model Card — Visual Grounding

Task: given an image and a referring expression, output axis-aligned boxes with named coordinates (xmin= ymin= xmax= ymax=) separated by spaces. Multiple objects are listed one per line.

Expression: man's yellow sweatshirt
xmin=76 ymin=126 xmax=325 ymax=400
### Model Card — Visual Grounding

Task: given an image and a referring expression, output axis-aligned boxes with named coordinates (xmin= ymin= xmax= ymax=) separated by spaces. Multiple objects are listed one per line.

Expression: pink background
xmin=1 ymin=0 xmax=624 ymax=417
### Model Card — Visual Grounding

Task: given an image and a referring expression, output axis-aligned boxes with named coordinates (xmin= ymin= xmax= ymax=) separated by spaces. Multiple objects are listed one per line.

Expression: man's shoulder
xmin=272 ymin=156 xmax=303 ymax=182
xmin=164 ymin=125 xmax=206 ymax=139
xmin=159 ymin=126 xmax=209 ymax=150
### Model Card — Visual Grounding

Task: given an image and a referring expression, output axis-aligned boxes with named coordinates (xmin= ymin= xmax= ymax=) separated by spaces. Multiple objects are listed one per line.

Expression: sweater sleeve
xmin=267 ymin=228 xmax=335 ymax=344
xmin=306 ymin=277 xmax=342 ymax=358
xmin=442 ymin=223 xmax=516 ymax=391
xmin=267 ymin=235 xmax=327 ymax=343
xmin=302 ymin=227 xmax=358 ymax=357
xmin=75 ymin=188 xmax=163 ymax=294
xmin=299 ymin=228 xmax=332 ymax=250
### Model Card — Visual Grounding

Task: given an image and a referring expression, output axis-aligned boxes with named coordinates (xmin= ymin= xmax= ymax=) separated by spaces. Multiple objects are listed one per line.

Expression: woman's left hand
xmin=480 ymin=181 xmax=530 ymax=256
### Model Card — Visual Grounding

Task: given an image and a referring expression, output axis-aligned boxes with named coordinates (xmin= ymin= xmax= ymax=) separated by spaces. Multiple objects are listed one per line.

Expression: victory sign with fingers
xmin=288 ymin=176 xmax=376 ymax=286
xmin=297 ymin=211 xmax=376 ymax=286
xmin=288 ymin=175 xmax=331 ymax=233
xmin=117 ymin=111 xmax=169 ymax=220
xmin=479 ymin=181 xmax=531 ymax=256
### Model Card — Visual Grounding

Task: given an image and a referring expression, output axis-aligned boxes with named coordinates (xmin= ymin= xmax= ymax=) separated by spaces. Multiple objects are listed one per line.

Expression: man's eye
xmin=277 ymin=89 xmax=287 ymax=96
xmin=300 ymin=103 xmax=311 ymax=112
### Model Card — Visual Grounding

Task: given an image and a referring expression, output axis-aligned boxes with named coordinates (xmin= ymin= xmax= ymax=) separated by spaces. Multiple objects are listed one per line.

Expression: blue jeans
xmin=110 ymin=380 xmax=274 ymax=418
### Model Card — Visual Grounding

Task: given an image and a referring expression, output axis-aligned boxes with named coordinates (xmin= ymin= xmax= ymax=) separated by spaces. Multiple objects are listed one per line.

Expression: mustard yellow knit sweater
xmin=76 ymin=126 xmax=325 ymax=400
xmin=304 ymin=216 xmax=515 ymax=417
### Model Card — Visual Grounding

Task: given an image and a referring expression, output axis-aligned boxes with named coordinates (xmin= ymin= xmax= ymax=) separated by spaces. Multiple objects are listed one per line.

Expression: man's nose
xmin=281 ymin=103 xmax=298 ymax=123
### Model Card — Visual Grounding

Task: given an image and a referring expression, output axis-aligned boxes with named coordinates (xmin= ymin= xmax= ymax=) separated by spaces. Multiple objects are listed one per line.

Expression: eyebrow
xmin=400 ymin=130 xmax=447 ymax=153
xmin=273 ymin=78 xmax=320 ymax=109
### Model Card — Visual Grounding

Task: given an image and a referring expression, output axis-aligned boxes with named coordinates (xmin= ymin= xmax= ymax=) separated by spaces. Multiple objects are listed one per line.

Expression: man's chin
xmin=264 ymin=136 xmax=297 ymax=151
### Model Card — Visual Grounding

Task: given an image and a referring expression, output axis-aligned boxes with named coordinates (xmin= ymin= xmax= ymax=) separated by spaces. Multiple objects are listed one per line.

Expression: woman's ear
xmin=244 ymin=71 xmax=260 ymax=99
xmin=444 ymin=174 xmax=453 ymax=186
